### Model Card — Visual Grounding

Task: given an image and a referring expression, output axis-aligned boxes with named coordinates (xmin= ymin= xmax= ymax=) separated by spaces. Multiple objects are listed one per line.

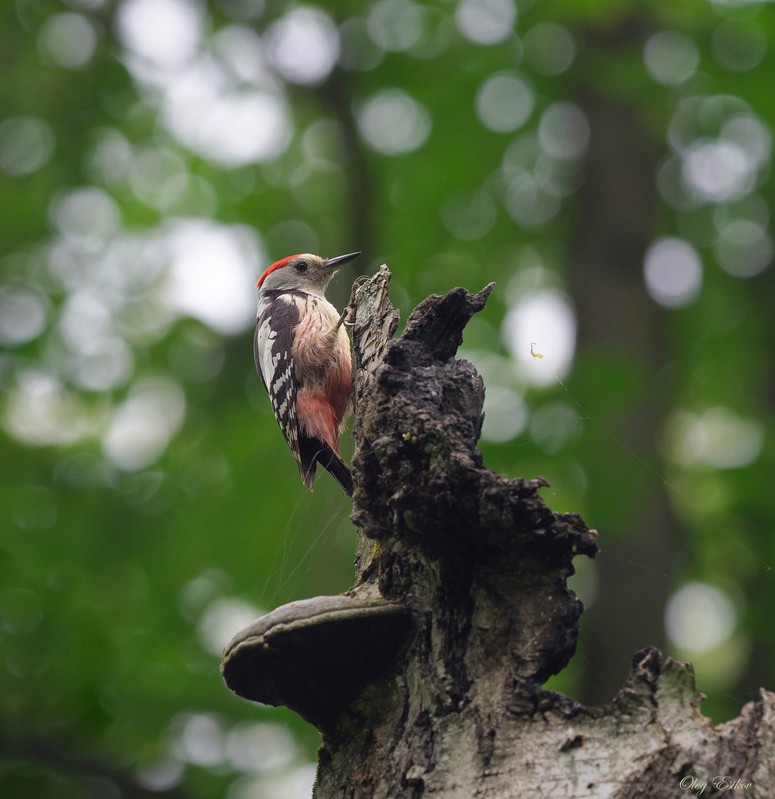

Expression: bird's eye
xmin=295 ymin=261 xmax=308 ymax=272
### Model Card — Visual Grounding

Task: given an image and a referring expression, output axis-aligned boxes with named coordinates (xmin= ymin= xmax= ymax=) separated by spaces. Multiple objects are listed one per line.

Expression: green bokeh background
xmin=2 ymin=1 xmax=774 ymax=796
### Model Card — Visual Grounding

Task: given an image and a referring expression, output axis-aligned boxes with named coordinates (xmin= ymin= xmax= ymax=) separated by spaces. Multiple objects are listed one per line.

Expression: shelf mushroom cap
xmin=221 ymin=595 xmax=412 ymax=735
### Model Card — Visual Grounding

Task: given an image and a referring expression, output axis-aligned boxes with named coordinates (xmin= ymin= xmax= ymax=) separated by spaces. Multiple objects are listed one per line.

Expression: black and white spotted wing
xmin=254 ymin=290 xmax=354 ymax=497
xmin=254 ymin=294 xmax=301 ymax=461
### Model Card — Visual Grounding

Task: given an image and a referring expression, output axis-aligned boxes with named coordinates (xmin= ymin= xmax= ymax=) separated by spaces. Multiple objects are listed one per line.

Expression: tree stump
xmin=222 ymin=267 xmax=774 ymax=799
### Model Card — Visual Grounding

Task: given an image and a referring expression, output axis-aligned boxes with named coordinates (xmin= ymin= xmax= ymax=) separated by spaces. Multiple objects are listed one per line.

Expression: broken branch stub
xmin=222 ymin=267 xmax=775 ymax=798
xmin=348 ymin=270 xmax=598 ymax=698
xmin=349 ymin=264 xmax=399 ymax=411
xmin=223 ymin=266 xmax=598 ymax=736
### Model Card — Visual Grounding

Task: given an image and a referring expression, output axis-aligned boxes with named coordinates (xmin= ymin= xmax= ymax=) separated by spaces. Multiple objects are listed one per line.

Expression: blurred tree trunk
xmin=222 ymin=271 xmax=774 ymax=798
xmin=569 ymin=21 xmax=689 ymax=706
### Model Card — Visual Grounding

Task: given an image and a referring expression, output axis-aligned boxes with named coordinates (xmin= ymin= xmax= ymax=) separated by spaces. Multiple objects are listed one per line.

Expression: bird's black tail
xmin=298 ymin=437 xmax=353 ymax=498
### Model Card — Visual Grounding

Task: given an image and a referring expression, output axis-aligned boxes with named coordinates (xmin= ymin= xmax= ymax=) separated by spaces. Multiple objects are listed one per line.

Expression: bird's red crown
xmin=256 ymin=254 xmax=300 ymax=289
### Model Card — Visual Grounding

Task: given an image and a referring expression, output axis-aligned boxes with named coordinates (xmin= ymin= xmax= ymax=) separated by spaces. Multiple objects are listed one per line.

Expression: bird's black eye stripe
xmin=295 ymin=261 xmax=308 ymax=272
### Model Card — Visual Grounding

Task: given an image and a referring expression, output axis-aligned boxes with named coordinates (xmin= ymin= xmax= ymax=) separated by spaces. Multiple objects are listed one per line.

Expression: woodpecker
xmin=254 ymin=251 xmax=360 ymax=497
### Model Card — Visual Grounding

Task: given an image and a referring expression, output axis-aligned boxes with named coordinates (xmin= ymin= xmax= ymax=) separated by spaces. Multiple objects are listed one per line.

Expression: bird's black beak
xmin=324 ymin=251 xmax=361 ymax=270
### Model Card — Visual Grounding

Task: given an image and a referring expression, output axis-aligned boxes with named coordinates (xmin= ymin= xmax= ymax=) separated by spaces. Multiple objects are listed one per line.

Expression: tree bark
xmin=222 ymin=268 xmax=774 ymax=798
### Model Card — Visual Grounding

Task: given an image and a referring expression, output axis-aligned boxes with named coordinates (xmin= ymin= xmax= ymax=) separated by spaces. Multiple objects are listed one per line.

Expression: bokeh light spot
xmin=644 ymin=31 xmax=699 ymax=86
xmin=643 ymin=237 xmax=702 ymax=308
xmin=682 ymin=140 xmax=754 ymax=203
xmin=4 ymin=370 xmax=97 ymax=447
xmin=116 ymin=0 xmax=203 ymax=68
xmin=212 ymin=24 xmax=268 ymax=84
xmin=0 ymin=116 xmax=55 ymax=177
xmin=367 ymin=0 xmax=424 ymax=52
xmin=481 ymin=386 xmax=527 ymax=444
xmin=50 ymin=186 xmax=122 ymax=249
xmin=173 ymin=714 xmax=225 ymax=767
xmin=56 ymin=287 xmax=136 ymax=389
xmin=440 ymin=190 xmax=496 ymax=240
xmin=339 ymin=17 xmax=384 ymax=71
xmin=228 ymin=763 xmax=317 ymax=799
xmin=162 ymin=63 xmax=292 ymax=166
xmin=137 ymin=759 xmax=185 ymax=793
xmin=538 ymin=102 xmax=589 ymax=161
xmin=38 ymin=12 xmax=98 ymax=69
xmin=666 ymin=582 xmax=736 ymax=654
xmin=503 ymin=168 xmax=560 ymax=228
xmin=668 ymin=407 xmax=764 ymax=470
xmin=715 ymin=219 xmax=772 ymax=278
xmin=722 ymin=114 xmax=771 ymax=171
xmin=475 ymin=72 xmax=534 ymax=133
xmin=712 ymin=19 xmax=767 ymax=72
xmin=357 ymin=89 xmax=431 ymax=155
xmin=522 ymin=23 xmax=575 ymax=75
xmin=0 ymin=286 xmax=49 ymax=346
xmin=198 ymin=597 xmax=262 ymax=657
xmin=129 ymin=146 xmax=187 ymax=208
xmin=455 ymin=0 xmax=516 ymax=45
xmin=225 ymin=722 xmax=296 ymax=774
xmin=502 ymin=289 xmax=576 ymax=386
xmin=264 ymin=6 xmax=339 ymax=85
xmin=163 ymin=220 xmax=264 ymax=335
xmin=102 ymin=377 xmax=186 ymax=470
